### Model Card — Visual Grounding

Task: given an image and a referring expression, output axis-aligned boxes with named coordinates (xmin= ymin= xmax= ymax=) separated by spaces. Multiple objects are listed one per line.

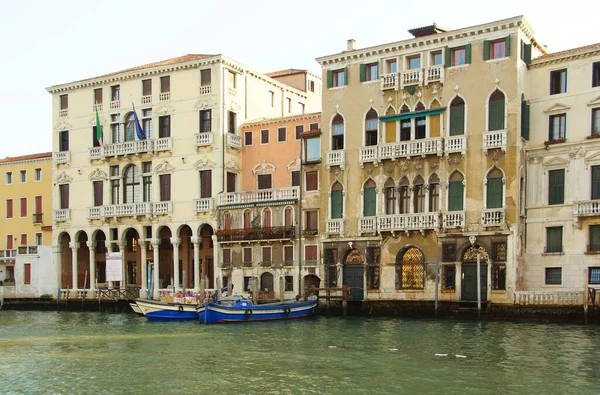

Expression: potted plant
xmin=544 ymin=138 xmax=566 ymax=149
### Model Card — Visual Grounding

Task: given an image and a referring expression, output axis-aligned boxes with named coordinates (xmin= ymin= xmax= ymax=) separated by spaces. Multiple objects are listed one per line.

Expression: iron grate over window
xmin=396 ymin=262 xmax=425 ymax=289
xmin=545 ymin=267 xmax=562 ymax=285
xmin=442 ymin=243 xmax=456 ymax=262
xmin=442 ymin=264 xmax=455 ymax=290
xmin=589 ymin=267 xmax=600 ymax=285
xmin=491 ymin=263 xmax=506 ymax=290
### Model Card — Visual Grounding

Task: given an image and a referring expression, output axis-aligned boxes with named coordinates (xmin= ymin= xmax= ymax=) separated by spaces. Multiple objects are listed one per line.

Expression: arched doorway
xmin=198 ymin=224 xmax=215 ymax=288
xmin=395 ymin=247 xmax=425 ymax=290
xmin=461 ymin=244 xmax=489 ymax=301
xmin=123 ymin=228 xmax=141 ymax=287
xmin=157 ymin=226 xmax=173 ymax=289
xmin=179 ymin=225 xmax=193 ymax=289
xmin=93 ymin=230 xmax=107 ymax=287
xmin=304 ymin=274 xmax=320 ymax=298
xmin=58 ymin=232 xmax=71 ymax=288
xmin=76 ymin=231 xmax=90 ymax=289
xmin=343 ymin=249 xmax=365 ymax=301
xmin=260 ymin=272 xmax=274 ymax=293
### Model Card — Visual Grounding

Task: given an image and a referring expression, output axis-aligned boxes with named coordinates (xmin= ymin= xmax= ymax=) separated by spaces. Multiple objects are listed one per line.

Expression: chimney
xmin=347 ymin=39 xmax=356 ymax=51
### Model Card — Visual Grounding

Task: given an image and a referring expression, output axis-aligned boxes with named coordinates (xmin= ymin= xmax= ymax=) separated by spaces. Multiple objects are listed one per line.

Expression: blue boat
xmin=135 ymin=299 xmax=205 ymax=321
xmin=201 ymin=295 xmax=318 ymax=324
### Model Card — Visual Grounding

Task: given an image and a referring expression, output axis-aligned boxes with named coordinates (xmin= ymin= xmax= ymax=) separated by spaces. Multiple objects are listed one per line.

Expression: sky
xmin=0 ymin=0 xmax=596 ymax=158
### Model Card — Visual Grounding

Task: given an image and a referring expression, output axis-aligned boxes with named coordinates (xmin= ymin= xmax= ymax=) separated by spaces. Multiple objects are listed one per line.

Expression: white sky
xmin=0 ymin=0 xmax=596 ymax=158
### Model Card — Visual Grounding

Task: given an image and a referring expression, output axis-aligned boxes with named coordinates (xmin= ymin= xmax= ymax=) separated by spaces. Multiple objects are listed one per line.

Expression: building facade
xmin=0 ymin=152 xmax=54 ymax=297
xmin=314 ymin=16 xmax=546 ymax=305
xmin=46 ymin=54 xmax=320 ymax=299
xmin=524 ymin=44 xmax=600 ymax=295
xmin=215 ymin=112 xmax=322 ymax=299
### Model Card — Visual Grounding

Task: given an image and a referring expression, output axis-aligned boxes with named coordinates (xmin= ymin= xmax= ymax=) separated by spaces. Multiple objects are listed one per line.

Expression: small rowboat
xmin=134 ymin=299 xmax=205 ymax=321
xmin=130 ymin=302 xmax=144 ymax=316
xmin=201 ymin=295 xmax=318 ymax=324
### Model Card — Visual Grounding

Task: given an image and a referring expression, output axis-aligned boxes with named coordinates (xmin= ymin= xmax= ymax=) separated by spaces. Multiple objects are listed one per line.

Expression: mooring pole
xmin=477 ymin=254 xmax=481 ymax=319
xmin=584 ymin=267 xmax=589 ymax=325
xmin=434 ymin=256 xmax=439 ymax=318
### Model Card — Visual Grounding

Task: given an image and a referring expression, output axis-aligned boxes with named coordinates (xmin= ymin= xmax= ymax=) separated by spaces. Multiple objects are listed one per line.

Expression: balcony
xmin=482 ymin=208 xmax=505 ymax=228
xmin=326 ymin=219 xmax=344 ymax=235
xmin=216 ymin=226 xmax=296 ymax=242
xmin=196 ymin=132 xmax=213 ymax=147
xmin=218 ymin=187 xmax=299 ymax=206
xmin=377 ymin=213 xmax=439 ymax=232
xmin=199 ymin=85 xmax=211 ymax=95
xmin=227 ymin=133 xmax=242 ymax=150
xmin=401 ymin=70 xmax=423 ymax=87
xmin=152 ymin=201 xmax=172 ymax=215
xmin=33 ymin=213 xmax=43 ymax=224
xmin=358 ymin=217 xmax=377 ymax=232
xmin=381 ymin=73 xmax=398 ymax=90
xmin=445 ymin=135 xmax=467 ymax=156
xmin=303 ymin=260 xmax=319 ymax=267
xmin=0 ymin=249 xmax=17 ymax=262
xmin=88 ymin=203 xmax=152 ymax=220
xmin=154 ymin=137 xmax=172 ymax=152
xmin=425 ymin=66 xmax=444 ymax=85
xmin=159 ymin=92 xmax=170 ymax=102
xmin=141 ymin=95 xmax=152 ymax=105
xmin=194 ymin=198 xmax=214 ymax=213
xmin=59 ymin=109 xmax=68 ymax=118
xmin=53 ymin=209 xmax=71 ymax=222
xmin=326 ymin=150 xmax=345 ymax=169
xmin=442 ymin=211 xmax=465 ymax=230
xmin=483 ymin=130 xmax=507 ymax=154
xmin=53 ymin=151 xmax=70 ymax=164
xmin=93 ymin=103 xmax=103 ymax=112
xmin=360 ymin=138 xmax=444 ymax=164
xmin=358 ymin=146 xmax=378 ymax=166
xmin=110 ymin=100 xmax=120 ymax=110
xmin=89 ymin=138 xmax=172 ymax=160
xmin=575 ymin=200 xmax=600 ymax=217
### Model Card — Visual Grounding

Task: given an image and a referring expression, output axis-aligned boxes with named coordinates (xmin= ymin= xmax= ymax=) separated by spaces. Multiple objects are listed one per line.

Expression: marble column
xmin=139 ymin=240 xmax=147 ymax=299
xmin=69 ymin=241 xmax=78 ymax=290
xmin=211 ymin=235 xmax=219 ymax=289
xmin=171 ymin=237 xmax=180 ymax=292
xmin=191 ymin=236 xmax=200 ymax=293
xmin=87 ymin=241 xmax=96 ymax=298
xmin=117 ymin=241 xmax=126 ymax=288
xmin=106 ymin=240 xmax=113 ymax=289
xmin=52 ymin=244 xmax=61 ymax=292
xmin=152 ymin=238 xmax=160 ymax=299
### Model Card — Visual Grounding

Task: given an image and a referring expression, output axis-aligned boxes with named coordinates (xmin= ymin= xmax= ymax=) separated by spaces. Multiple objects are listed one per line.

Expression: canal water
xmin=1 ymin=311 xmax=599 ymax=394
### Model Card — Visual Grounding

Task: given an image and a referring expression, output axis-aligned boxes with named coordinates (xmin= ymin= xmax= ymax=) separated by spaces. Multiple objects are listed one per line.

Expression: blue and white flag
xmin=132 ymin=103 xmax=147 ymax=140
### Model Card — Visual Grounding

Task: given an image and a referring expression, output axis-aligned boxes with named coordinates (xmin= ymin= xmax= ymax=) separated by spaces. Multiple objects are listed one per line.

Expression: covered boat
xmin=201 ymin=295 xmax=318 ymax=324
xmin=135 ymin=299 xmax=205 ymax=321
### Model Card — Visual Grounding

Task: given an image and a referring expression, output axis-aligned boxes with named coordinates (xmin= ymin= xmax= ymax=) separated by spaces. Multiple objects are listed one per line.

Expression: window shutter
xmin=444 ymin=46 xmax=451 ymax=67
xmin=360 ymin=64 xmax=366 ymax=82
xmin=344 ymin=67 xmax=349 ymax=85
xmin=93 ymin=181 xmax=103 ymax=206
xmin=486 ymin=178 xmax=503 ymax=209
xmin=327 ymin=70 xmax=333 ymax=88
xmin=160 ymin=174 xmax=171 ymax=201
xmin=465 ymin=44 xmax=472 ymax=64
xmin=521 ymin=101 xmax=530 ymax=140
xmin=505 ymin=35 xmax=511 ymax=56
xmin=549 ymin=170 xmax=565 ymax=204
xmin=591 ymin=226 xmax=600 ymax=249
xmin=200 ymin=170 xmax=212 ymax=198
xmin=524 ymin=44 xmax=532 ymax=65
xmin=331 ymin=190 xmax=343 ymax=219
xmin=449 ymin=103 xmax=465 ymax=136
xmin=489 ymin=98 xmax=505 ymax=131
xmin=483 ymin=40 xmax=490 ymax=61
xmin=592 ymin=166 xmax=600 ymax=200
xmin=363 ymin=188 xmax=376 ymax=216
xmin=448 ymin=181 xmax=464 ymax=211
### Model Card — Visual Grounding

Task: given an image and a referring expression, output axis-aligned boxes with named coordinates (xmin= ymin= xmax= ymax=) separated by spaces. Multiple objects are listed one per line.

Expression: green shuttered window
xmin=488 ymin=90 xmax=505 ymax=131
xmin=363 ymin=188 xmax=376 ymax=217
xmin=448 ymin=181 xmax=464 ymax=211
xmin=331 ymin=190 xmax=343 ymax=219
xmin=521 ymin=100 xmax=530 ymax=140
xmin=487 ymin=178 xmax=503 ymax=209
xmin=546 ymin=227 xmax=563 ymax=254
xmin=449 ymin=98 xmax=465 ymax=136
xmin=548 ymin=169 xmax=565 ymax=205
xmin=592 ymin=165 xmax=600 ymax=200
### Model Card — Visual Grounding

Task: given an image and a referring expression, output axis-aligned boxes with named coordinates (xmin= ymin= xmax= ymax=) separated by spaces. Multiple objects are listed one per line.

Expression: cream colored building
xmin=314 ymin=16 xmax=546 ymax=305
xmin=46 ymin=54 xmax=320 ymax=299
xmin=524 ymin=44 xmax=600 ymax=296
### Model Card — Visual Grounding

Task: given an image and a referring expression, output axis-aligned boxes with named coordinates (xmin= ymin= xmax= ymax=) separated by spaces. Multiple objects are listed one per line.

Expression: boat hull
xmin=202 ymin=299 xmax=317 ymax=324
xmin=130 ymin=302 xmax=144 ymax=316
xmin=135 ymin=299 xmax=204 ymax=321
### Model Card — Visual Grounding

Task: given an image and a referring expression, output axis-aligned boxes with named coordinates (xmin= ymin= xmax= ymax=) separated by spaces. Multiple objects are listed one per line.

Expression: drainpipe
xmin=298 ymin=134 xmax=303 ymax=298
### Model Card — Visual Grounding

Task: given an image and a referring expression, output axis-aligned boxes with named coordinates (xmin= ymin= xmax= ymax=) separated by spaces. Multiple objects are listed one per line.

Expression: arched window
xmin=365 ymin=109 xmax=378 ymax=146
xmin=488 ymin=90 xmax=506 ymax=131
xmin=261 ymin=272 xmax=274 ymax=292
xmin=243 ymin=209 xmax=251 ymax=229
xmin=284 ymin=207 xmax=294 ymax=227
xmin=331 ymin=182 xmax=343 ymax=219
xmin=413 ymin=176 xmax=425 ymax=213
xmin=385 ymin=107 xmax=396 ymax=143
xmin=415 ymin=103 xmax=426 ymax=139
xmin=395 ymin=247 xmax=425 ymax=289
xmin=263 ymin=208 xmax=271 ymax=228
xmin=124 ymin=113 xmax=136 ymax=142
xmin=400 ymin=105 xmax=411 ymax=141
xmin=332 ymin=114 xmax=344 ymax=150
xmin=363 ymin=179 xmax=377 ymax=217
xmin=384 ymin=178 xmax=396 ymax=214
xmin=449 ymin=96 xmax=465 ymax=136
xmin=429 ymin=100 xmax=441 ymax=138
xmin=123 ymin=165 xmax=140 ymax=203
xmin=428 ymin=174 xmax=440 ymax=212
xmin=448 ymin=171 xmax=464 ymax=211
xmin=398 ymin=177 xmax=410 ymax=214
xmin=223 ymin=211 xmax=231 ymax=231
xmin=486 ymin=168 xmax=504 ymax=209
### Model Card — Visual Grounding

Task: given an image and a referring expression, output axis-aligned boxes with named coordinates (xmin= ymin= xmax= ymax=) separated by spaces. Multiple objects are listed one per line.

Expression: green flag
xmin=95 ymin=106 xmax=103 ymax=145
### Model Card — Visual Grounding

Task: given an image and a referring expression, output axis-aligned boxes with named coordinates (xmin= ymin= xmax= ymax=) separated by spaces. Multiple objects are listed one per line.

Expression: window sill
xmin=361 ymin=80 xmax=380 ymax=85
xmin=396 ymin=289 xmax=425 ymax=292
xmin=542 ymin=252 xmax=564 ymax=256
xmin=441 ymin=289 xmax=455 ymax=293
xmin=485 ymin=57 xmax=509 ymax=64
xmin=491 ymin=290 xmax=506 ymax=294
xmin=585 ymin=251 xmax=600 ymax=255
xmin=543 ymin=283 xmax=563 ymax=287
xmin=328 ymin=86 xmax=346 ymax=91
xmin=447 ymin=64 xmax=469 ymax=70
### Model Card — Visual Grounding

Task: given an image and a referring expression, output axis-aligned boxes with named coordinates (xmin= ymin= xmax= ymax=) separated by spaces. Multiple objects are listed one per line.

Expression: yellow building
xmin=0 ymin=152 xmax=53 ymax=291
xmin=315 ymin=16 xmax=546 ymax=306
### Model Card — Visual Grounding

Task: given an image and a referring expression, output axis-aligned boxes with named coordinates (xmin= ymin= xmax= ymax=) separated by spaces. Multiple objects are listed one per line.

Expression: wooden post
xmin=82 ymin=270 xmax=88 ymax=310
xmin=326 ymin=288 xmax=331 ymax=316
xmin=584 ymin=267 xmax=589 ymax=325
xmin=342 ymin=286 xmax=348 ymax=318
xmin=434 ymin=256 xmax=439 ymax=318
xmin=477 ymin=254 xmax=481 ymax=319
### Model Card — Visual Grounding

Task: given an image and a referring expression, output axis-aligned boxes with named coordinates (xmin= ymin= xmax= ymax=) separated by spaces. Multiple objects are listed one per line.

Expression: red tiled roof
xmin=536 ymin=43 xmax=600 ymax=60
xmin=300 ymin=129 xmax=322 ymax=138
xmin=0 ymin=152 xmax=52 ymax=164
xmin=241 ymin=112 xmax=321 ymax=128
xmin=97 ymin=54 xmax=217 ymax=78
xmin=265 ymin=69 xmax=306 ymax=78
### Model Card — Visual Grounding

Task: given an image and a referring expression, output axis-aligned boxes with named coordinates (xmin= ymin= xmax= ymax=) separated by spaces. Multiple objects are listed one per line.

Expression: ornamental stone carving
xmin=55 ymin=172 xmax=72 ymax=184
xmin=88 ymin=168 xmax=107 ymax=181
xmin=194 ymin=158 xmax=216 ymax=170
xmin=155 ymin=161 xmax=175 ymax=174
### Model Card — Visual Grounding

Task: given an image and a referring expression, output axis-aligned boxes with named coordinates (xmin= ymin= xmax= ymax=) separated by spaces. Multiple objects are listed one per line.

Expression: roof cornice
xmin=530 ymin=46 xmax=600 ymax=68
xmin=242 ymin=112 xmax=322 ymax=128
xmin=0 ymin=156 xmax=52 ymax=166
xmin=315 ymin=16 xmax=545 ymax=66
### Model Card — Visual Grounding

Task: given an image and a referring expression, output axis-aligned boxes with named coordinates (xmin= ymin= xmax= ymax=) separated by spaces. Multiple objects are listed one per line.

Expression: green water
xmin=1 ymin=311 xmax=599 ymax=394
